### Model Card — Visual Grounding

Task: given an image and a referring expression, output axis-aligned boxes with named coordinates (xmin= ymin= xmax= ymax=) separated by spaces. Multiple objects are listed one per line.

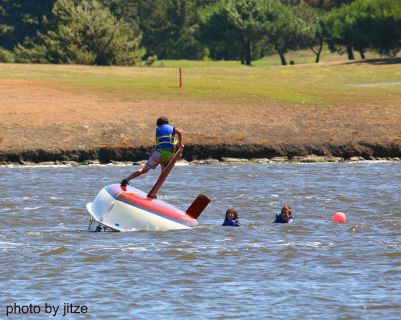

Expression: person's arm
xmin=174 ymin=127 xmax=184 ymax=148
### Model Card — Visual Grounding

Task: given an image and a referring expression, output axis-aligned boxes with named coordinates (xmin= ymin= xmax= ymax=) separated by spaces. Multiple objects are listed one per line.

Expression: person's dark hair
xmin=225 ymin=208 xmax=238 ymax=220
xmin=157 ymin=117 xmax=169 ymax=127
xmin=281 ymin=205 xmax=292 ymax=215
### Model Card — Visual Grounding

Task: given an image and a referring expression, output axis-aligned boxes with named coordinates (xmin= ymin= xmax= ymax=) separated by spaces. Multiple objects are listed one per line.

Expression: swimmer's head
xmin=281 ymin=205 xmax=292 ymax=222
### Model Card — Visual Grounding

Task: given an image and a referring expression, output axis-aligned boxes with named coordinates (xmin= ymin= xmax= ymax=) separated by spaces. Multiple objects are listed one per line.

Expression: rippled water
xmin=1 ymin=162 xmax=400 ymax=319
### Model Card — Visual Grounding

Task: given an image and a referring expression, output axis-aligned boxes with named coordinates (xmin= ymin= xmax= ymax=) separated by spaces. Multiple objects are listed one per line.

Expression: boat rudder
xmin=186 ymin=194 xmax=210 ymax=219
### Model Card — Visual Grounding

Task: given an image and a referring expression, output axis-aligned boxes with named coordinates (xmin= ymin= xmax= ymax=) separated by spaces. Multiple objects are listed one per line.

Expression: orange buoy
xmin=333 ymin=212 xmax=347 ymax=223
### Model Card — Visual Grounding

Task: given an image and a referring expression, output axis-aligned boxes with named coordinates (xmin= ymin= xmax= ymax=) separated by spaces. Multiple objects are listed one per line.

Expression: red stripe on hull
xmin=105 ymin=184 xmax=196 ymax=225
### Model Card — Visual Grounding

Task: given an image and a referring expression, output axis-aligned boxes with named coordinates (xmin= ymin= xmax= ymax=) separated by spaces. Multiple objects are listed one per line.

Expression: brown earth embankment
xmin=1 ymin=73 xmax=401 ymax=165
xmin=1 ymin=142 xmax=400 ymax=165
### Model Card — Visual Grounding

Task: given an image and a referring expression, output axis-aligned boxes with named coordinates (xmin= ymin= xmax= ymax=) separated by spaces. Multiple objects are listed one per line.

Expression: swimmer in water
xmin=222 ymin=208 xmax=241 ymax=227
xmin=274 ymin=205 xmax=294 ymax=224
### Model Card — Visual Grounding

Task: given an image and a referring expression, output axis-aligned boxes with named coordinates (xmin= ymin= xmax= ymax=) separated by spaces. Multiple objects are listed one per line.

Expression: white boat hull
xmin=86 ymin=185 xmax=198 ymax=231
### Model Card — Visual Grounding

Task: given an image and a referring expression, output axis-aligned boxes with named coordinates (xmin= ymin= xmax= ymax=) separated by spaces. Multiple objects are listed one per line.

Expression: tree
xmin=324 ymin=0 xmax=401 ymax=60
xmin=140 ymin=0 xmax=206 ymax=59
xmin=0 ymin=0 xmax=55 ymax=50
xmin=0 ymin=47 xmax=14 ymax=62
xmin=199 ymin=0 xmax=273 ymax=65
xmin=265 ymin=2 xmax=320 ymax=65
xmin=350 ymin=0 xmax=401 ymax=56
xmin=324 ymin=4 xmax=358 ymax=59
xmin=198 ymin=2 xmax=243 ymax=61
xmin=199 ymin=0 xmax=321 ymax=65
xmin=297 ymin=0 xmax=355 ymax=9
xmin=105 ymin=0 xmax=207 ymax=59
xmin=0 ymin=1 xmax=14 ymax=44
xmin=309 ymin=15 xmax=325 ymax=63
xmin=14 ymin=0 xmax=143 ymax=65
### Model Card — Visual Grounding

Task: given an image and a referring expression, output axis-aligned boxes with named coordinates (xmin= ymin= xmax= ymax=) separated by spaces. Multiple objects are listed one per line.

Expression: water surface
xmin=1 ymin=162 xmax=400 ymax=319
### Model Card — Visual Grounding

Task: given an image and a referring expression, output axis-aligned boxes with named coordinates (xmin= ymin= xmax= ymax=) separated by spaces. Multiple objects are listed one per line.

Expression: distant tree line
xmin=0 ymin=0 xmax=400 ymax=65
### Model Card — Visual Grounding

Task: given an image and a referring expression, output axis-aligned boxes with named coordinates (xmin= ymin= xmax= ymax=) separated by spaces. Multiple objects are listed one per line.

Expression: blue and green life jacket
xmin=155 ymin=124 xmax=176 ymax=164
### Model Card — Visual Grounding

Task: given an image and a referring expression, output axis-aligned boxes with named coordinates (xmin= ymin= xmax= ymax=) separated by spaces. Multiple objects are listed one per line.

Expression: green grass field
xmin=1 ymin=50 xmax=400 ymax=153
xmin=1 ymin=50 xmax=400 ymax=108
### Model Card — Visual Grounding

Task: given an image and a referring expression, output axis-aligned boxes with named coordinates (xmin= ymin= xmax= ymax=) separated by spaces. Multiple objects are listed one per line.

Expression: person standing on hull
xmin=121 ymin=117 xmax=183 ymax=187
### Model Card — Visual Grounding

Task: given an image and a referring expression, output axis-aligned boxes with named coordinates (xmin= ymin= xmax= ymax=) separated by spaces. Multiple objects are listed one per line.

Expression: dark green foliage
xmin=0 ymin=47 xmax=14 ymax=62
xmin=295 ymin=0 xmax=355 ymax=9
xmin=0 ymin=0 xmax=399 ymax=64
xmin=138 ymin=0 xmax=206 ymax=59
xmin=199 ymin=0 xmax=320 ymax=65
xmin=325 ymin=0 xmax=401 ymax=58
xmin=199 ymin=0 xmax=281 ymax=65
xmin=104 ymin=0 xmax=207 ymax=59
xmin=0 ymin=0 xmax=55 ymax=50
xmin=266 ymin=2 xmax=320 ymax=64
xmin=198 ymin=1 xmax=247 ymax=63
xmin=13 ymin=0 xmax=143 ymax=65
xmin=351 ymin=0 xmax=401 ymax=56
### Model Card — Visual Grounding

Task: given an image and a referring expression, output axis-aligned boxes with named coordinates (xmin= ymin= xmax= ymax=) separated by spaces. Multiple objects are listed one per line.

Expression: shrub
xmin=0 ymin=48 xmax=15 ymax=63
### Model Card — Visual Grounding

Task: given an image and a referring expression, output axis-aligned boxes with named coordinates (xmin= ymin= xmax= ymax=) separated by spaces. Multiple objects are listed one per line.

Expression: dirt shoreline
xmin=1 ymin=66 xmax=401 ymax=165
xmin=1 ymin=142 xmax=400 ymax=165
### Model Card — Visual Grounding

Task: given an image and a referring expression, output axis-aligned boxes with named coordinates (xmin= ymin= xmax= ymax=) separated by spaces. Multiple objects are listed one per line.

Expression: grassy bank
xmin=1 ymin=58 xmax=400 ymax=108
xmin=0 ymin=56 xmax=400 ymax=157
